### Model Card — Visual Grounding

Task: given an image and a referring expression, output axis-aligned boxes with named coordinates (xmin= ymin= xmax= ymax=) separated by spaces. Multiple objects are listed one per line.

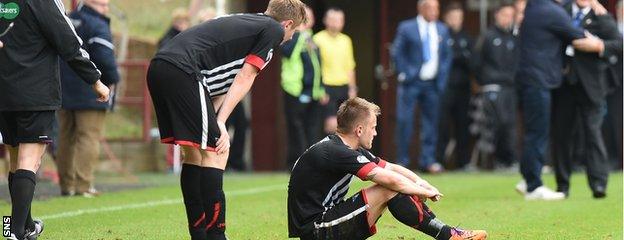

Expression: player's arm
xmin=365 ymin=166 xmax=440 ymax=199
xmin=384 ymin=162 xmax=423 ymax=183
xmin=214 ymin=63 xmax=259 ymax=154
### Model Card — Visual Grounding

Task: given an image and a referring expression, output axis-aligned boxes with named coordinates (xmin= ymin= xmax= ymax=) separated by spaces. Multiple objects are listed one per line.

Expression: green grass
xmin=1 ymin=172 xmax=621 ymax=239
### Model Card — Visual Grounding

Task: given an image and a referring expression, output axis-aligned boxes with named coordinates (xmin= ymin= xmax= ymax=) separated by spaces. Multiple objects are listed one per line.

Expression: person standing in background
xmin=472 ymin=4 xmax=520 ymax=170
xmin=314 ymin=8 xmax=357 ymax=134
xmin=513 ymin=0 xmax=527 ymax=36
xmin=602 ymin=0 xmax=623 ymax=170
xmin=281 ymin=6 xmax=327 ymax=170
xmin=514 ymin=0 xmax=607 ymax=200
xmin=158 ymin=8 xmax=191 ymax=49
xmin=436 ymin=2 xmax=474 ymax=170
xmin=551 ymin=0 xmax=622 ymax=199
xmin=57 ymin=0 xmax=120 ymax=198
xmin=392 ymin=0 xmax=452 ymax=172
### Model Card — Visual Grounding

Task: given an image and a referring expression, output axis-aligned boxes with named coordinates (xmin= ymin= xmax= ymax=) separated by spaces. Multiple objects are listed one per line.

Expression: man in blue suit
xmin=392 ymin=0 xmax=452 ymax=173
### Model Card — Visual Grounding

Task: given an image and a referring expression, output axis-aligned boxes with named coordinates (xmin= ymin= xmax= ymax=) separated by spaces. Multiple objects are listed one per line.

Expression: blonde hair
xmin=337 ymin=98 xmax=381 ymax=134
xmin=171 ymin=8 xmax=190 ymax=24
xmin=264 ymin=0 xmax=307 ymax=27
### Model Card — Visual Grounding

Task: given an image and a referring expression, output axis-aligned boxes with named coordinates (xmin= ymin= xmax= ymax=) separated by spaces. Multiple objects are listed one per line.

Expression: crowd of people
xmin=281 ymin=0 xmax=623 ymax=202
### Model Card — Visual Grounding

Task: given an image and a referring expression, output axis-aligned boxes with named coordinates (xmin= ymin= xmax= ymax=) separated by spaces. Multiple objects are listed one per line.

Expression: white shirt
xmin=417 ymin=15 xmax=439 ymax=81
xmin=566 ymin=4 xmax=591 ymax=57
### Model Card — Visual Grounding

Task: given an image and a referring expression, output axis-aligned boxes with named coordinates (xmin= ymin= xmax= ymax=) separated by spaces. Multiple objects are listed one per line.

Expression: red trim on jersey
xmin=161 ymin=137 xmax=175 ymax=143
xmin=205 ymin=202 xmax=221 ymax=230
xmin=356 ymin=162 xmax=378 ymax=180
xmin=160 ymin=137 xmax=217 ymax=152
xmin=361 ymin=190 xmax=377 ymax=235
xmin=377 ymin=159 xmax=388 ymax=168
xmin=193 ymin=213 xmax=206 ymax=227
xmin=245 ymin=54 xmax=265 ymax=70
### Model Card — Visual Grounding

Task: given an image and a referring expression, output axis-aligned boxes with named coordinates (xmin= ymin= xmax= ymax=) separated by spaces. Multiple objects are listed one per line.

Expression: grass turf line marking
xmin=39 ymin=184 xmax=285 ymax=220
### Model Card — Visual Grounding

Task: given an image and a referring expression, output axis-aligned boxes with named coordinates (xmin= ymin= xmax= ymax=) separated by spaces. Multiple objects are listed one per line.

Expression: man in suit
xmin=392 ymin=0 xmax=452 ymax=173
xmin=514 ymin=0 xmax=606 ymax=200
xmin=551 ymin=0 xmax=622 ymax=199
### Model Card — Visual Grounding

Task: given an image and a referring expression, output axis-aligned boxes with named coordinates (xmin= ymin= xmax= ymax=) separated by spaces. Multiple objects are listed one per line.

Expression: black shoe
xmin=556 ymin=187 xmax=569 ymax=198
xmin=24 ymin=219 xmax=44 ymax=240
xmin=60 ymin=190 xmax=74 ymax=197
xmin=593 ymin=191 xmax=606 ymax=198
xmin=592 ymin=185 xmax=606 ymax=199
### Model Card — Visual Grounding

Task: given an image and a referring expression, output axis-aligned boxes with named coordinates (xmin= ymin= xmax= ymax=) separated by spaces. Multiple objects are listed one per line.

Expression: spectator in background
xmin=314 ymin=8 xmax=358 ymax=134
xmin=551 ymin=0 xmax=621 ymax=199
xmin=514 ymin=0 xmax=606 ymax=200
xmin=57 ymin=0 xmax=120 ymax=198
xmin=472 ymin=4 xmax=520 ymax=170
xmin=158 ymin=8 xmax=191 ymax=49
xmin=602 ymin=0 xmax=623 ymax=170
xmin=392 ymin=0 xmax=452 ymax=172
xmin=513 ymin=0 xmax=527 ymax=36
xmin=436 ymin=2 xmax=474 ymax=170
xmin=281 ymin=6 xmax=327 ymax=170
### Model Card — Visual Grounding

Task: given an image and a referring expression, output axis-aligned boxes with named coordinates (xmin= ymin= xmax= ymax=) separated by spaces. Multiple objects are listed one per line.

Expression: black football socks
xmin=10 ymin=170 xmax=36 ymax=238
xmin=386 ymin=193 xmax=451 ymax=240
xmin=200 ymin=167 xmax=226 ymax=240
xmin=181 ymin=164 xmax=207 ymax=240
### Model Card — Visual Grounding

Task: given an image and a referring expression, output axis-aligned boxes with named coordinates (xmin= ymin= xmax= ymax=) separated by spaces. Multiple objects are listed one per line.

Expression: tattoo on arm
xmin=366 ymin=173 xmax=377 ymax=181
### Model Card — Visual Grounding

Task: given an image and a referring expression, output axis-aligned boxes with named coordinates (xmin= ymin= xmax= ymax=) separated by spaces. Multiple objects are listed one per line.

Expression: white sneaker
xmin=515 ymin=180 xmax=527 ymax=194
xmin=525 ymin=186 xmax=566 ymax=201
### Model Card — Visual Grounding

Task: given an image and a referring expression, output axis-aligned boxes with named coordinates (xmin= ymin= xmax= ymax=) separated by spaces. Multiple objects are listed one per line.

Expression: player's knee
xmin=202 ymin=150 xmax=227 ymax=169
xmin=366 ymin=184 xmax=399 ymax=203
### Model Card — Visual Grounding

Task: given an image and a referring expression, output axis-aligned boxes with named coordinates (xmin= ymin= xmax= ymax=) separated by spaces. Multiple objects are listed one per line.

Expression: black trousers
xmin=284 ymin=92 xmax=323 ymax=170
xmin=472 ymin=86 xmax=517 ymax=167
xmin=226 ymin=103 xmax=248 ymax=171
xmin=552 ymin=82 xmax=609 ymax=194
xmin=436 ymin=87 xmax=472 ymax=168
xmin=602 ymin=86 xmax=623 ymax=169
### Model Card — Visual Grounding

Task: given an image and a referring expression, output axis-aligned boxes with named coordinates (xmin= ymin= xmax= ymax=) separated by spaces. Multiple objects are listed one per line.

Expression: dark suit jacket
xmin=516 ymin=0 xmax=584 ymax=89
xmin=392 ymin=17 xmax=453 ymax=92
xmin=564 ymin=3 xmax=623 ymax=104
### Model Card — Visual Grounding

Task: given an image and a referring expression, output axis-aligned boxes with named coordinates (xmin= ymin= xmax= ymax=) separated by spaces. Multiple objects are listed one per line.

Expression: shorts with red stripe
xmin=147 ymin=59 xmax=221 ymax=151
xmin=302 ymin=190 xmax=376 ymax=240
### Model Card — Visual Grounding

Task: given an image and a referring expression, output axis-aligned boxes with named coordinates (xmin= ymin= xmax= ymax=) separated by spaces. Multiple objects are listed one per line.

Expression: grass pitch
xmin=1 ymin=172 xmax=621 ymax=239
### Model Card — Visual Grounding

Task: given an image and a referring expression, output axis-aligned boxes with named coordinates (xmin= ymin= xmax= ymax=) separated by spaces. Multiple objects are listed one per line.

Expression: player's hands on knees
xmin=215 ymin=120 xmax=230 ymax=154
xmin=416 ymin=179 xmax=443 ymax=202
xmin=93 ymin=80 xmax=110 ymax=102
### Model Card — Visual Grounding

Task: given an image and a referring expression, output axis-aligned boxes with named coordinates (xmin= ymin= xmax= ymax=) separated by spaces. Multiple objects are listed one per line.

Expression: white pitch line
xmin=39 ymin=184 xmax=286 ymax=220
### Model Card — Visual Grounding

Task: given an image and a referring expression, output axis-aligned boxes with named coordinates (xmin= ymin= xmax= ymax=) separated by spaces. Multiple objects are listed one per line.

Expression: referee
xmin=0 ymin=0 xmax=109 ymax=239
xmin=147 ymin=0 xmax=306 ymax=239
